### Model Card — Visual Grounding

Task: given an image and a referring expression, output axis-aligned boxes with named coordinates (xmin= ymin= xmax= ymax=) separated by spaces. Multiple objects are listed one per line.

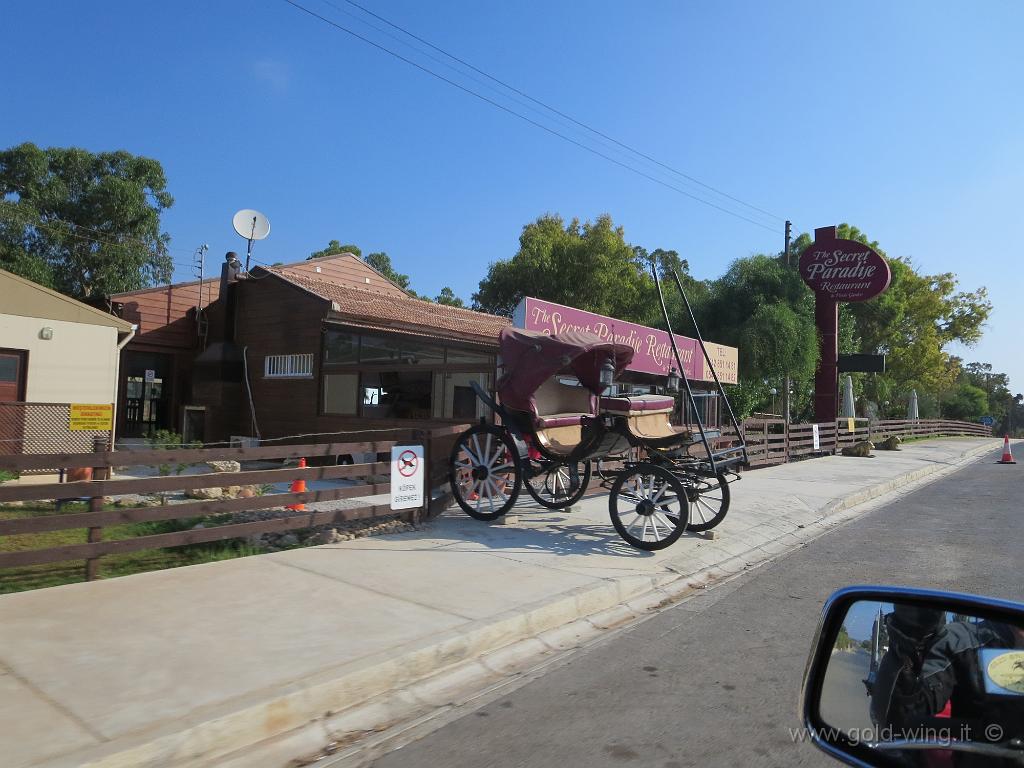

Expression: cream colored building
xmin=0 ymin=268 xmax=134 ymax=410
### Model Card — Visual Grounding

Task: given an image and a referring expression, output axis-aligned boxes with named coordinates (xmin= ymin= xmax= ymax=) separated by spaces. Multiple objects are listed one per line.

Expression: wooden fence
xmin=732 ymin=417 xmax=991 ymax=467
xmin=0 ymin=426 xmax=465 ymax=581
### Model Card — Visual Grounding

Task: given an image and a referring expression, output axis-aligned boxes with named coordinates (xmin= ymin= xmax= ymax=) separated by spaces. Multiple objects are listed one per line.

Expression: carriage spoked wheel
xmin=525 ymin=460 xmax=592 ymax=509
xmin=449 ymin=424 xmax=522 ymax=521
xmin=608 ymin=462 xmax=689 ymax=551
xmin=686 ymin=471 xmax=731 ymax=532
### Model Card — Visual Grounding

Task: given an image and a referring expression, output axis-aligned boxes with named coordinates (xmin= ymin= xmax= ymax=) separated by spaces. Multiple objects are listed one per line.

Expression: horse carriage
xmin=448 ymin=267 xmax=748 ymax=550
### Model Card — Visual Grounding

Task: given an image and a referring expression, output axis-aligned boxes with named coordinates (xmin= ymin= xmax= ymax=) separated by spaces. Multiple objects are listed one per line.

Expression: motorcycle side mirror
xmin=800 ymin=586 xmax=1024 ymax=767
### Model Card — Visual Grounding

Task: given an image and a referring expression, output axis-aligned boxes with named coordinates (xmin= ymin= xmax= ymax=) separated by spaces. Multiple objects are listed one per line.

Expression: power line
xmin=282 ymin=0 xmax=778 ymax=233
xmin=332 ymin=0 xmax=783 ymax=223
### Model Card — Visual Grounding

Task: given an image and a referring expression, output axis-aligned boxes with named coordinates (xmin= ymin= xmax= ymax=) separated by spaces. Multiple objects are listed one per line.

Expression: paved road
xmin=368 ymin=448 xmax=1020 ymax=768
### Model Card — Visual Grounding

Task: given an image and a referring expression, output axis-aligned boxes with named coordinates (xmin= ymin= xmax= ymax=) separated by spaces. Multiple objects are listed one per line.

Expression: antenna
xmin=192 ymin=244 xmax=210 ymax=342
xmin=232 ymin=209 xmax=271 ymax=271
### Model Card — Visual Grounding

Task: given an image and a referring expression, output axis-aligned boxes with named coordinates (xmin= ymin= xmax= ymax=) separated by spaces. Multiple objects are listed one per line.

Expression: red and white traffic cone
xmin=997 ymin=435 xmax=1016 ymax=465
xmin=287 ymin=457 xmax=308 ymax=509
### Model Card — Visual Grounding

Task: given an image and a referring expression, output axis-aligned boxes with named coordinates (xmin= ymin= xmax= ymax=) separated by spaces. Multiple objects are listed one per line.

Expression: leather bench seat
xmin=536 ymin=412 xmax=588 ymax=429
xmin=600 ymin=394 xmax=675 ymax=414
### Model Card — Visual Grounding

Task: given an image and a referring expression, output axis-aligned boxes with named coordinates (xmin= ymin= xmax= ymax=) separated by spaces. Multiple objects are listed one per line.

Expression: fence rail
xmin=720 ymin=417 xmax=990 ymax=468
xmin=0 ymin=428 xmax=463 ymax=580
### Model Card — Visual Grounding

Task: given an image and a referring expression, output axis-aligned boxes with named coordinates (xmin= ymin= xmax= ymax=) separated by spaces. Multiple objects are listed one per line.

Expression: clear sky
xmin=3 ymin=1 xmax=1021 ymax=391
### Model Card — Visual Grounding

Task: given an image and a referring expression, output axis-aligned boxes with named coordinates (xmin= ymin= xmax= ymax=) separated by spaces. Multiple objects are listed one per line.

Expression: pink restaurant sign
xmin=512 ymin=297 xmax=738 ymax=385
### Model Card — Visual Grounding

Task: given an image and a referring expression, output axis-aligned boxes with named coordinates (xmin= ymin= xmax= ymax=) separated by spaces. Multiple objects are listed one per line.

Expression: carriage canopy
xmin=496 ymin=327 xmax=635 ymax=413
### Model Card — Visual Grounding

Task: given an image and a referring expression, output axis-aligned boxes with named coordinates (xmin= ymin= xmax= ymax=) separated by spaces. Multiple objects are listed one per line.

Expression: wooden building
xmin=110 ymin=252 xmax=508 ymax=443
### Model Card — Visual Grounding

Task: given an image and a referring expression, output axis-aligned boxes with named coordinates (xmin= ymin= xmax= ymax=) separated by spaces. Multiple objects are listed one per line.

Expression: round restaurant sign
xmin=798 ymin=226 xmax=891 ymax=302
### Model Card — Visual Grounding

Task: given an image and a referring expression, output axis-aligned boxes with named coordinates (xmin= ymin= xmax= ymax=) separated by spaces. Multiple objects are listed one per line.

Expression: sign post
xmin=390 ymin=445 xmax=424 ymax=510
xmin=799 ymin=226 xmax=891 ymax=424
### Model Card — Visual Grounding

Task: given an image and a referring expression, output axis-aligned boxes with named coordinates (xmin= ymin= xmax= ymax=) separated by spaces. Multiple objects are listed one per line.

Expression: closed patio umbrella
xmin=840 ymin=375 xmax=856 ymax=418
xmin=907 ymin=389 xmax=919 ymax=420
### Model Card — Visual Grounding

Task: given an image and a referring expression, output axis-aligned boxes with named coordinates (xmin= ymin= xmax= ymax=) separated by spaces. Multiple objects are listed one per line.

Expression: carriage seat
xmin=600 ymin=394 xmax=675 ymax=415
xmin=532 ymin=378 xmax=596 ymax=426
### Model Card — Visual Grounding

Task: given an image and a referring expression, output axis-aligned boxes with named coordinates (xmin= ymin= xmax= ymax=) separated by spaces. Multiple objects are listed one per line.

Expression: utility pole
xmin=783 ymin=220 xmax=792 ymax=424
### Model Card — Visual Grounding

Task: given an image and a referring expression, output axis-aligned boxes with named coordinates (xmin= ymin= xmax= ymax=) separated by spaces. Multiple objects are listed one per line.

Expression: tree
xmin=308 ymin=239 xmax=361 ymax=259
xmin=364 ymin=251 xmax=412 ymax=293
xmin=702 ymin=254 xmax=819 ymax=383
xmin=435 ymin=287 xmax=465 ymax=307
xmin=473 ymin=213 xmax=668 ymax=324
xmin=0 ymin=142 xmax=173 ymax=298
xmin=941 ymin=382 xmax=989 ymax=421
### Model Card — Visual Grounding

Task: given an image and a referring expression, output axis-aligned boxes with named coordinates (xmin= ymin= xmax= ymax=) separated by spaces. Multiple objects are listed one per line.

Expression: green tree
xmin=308 ymin=239 xmax=361 ymax=259
xmin=364 ymin=251 xmax=412 ymax=293
xmin=473 ymin=213 xmax=669 ymax=324
xmin=702 ymin=254 xmax=819 ymax=383
xmin=0 ymin=142 xmax=173 ymax=297
xmin=435 ymin=286 xmax=465 ymax=307
xmin=941 ymin=382 xmax=989 ymax=421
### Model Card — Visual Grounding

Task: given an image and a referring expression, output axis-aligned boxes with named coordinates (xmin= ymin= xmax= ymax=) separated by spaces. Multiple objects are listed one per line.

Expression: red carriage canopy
xmin=496 ymin=327 xmax=635 ymax=413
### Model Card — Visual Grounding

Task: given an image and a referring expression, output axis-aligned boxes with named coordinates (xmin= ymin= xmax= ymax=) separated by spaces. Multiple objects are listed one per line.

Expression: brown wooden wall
xmin=114 ymin=280 xmax=220 ymax=350
xmin=228 ymin=275 xmax=328 ymax=440
xmin=279 ymin=254 xmax=408 ymax=299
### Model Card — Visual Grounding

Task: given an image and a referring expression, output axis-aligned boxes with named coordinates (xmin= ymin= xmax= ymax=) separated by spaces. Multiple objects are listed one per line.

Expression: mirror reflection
xmin=820 ymin=600 xmax=1024 ymax=764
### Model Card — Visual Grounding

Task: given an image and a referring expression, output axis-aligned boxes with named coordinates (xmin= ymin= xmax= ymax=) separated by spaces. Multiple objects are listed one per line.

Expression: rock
xmin=316 ymin=528 xmax=340 ymax=545
xmin=237 ymin=488 xmax=256 ymax=499
xmin=186 ymin=486 xmax=223 ymax=500
xmin=221 ymin=485 xmax=242 ymax=498
xmin=205 ymin=460 xmax=241 ymax=473
xmin=192 ymin=523 xmax=205 ymax=530
xmin=278 ymin=533 xmax=299 ymax=547
xmin=138 ymin=497 xmax=163 ymax=507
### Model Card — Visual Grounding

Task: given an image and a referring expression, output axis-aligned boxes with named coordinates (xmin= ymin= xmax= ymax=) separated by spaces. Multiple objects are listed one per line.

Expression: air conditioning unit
xmin=230 ymin=435 xmax=260 ymax=448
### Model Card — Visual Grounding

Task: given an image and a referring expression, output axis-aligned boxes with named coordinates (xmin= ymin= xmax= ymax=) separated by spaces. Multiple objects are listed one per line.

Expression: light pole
xmin=770 ymin=387 xmax=778 ymax=416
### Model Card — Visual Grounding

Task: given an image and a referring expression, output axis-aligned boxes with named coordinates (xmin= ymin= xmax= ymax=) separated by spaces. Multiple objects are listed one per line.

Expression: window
xmin=323 ymin=373 xmax=359 ymax=414
xmin=264 ymin=353 xmax=313 ymax=378
xmin=447 ymin=346 xmax=493 ymax=364
xmin=360 ymin=370 xmax=433 ymax=419
xmin=323 ymin=331 xmax=358 ymax=364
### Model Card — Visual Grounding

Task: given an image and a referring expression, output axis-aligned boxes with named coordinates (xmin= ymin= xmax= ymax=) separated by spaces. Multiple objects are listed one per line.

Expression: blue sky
xmin=3 ymin=0 xmax=1022 ymax=391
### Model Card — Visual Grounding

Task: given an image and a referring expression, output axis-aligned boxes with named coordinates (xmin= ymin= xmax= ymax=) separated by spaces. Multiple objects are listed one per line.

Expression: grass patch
xmin=0 ymin=501 xmax=267 ymax=594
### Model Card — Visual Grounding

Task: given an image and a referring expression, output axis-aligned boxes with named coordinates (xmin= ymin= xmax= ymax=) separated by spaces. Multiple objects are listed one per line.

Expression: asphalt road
xmin=368 ymin=449 xmax=1020 ymax=768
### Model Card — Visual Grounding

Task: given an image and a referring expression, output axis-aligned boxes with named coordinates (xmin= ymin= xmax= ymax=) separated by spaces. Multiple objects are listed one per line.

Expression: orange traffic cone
xmin=287 ymin=458 xmax=307 ymax=510
xmin=997 ymin=435 xmax=1016 ymax=465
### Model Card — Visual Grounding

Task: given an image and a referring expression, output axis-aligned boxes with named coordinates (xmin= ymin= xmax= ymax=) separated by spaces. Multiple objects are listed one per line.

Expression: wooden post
xmin=85 ymin=435 xmax=109 ymax=581
xmin=418 ymin=430 xmax=432 ymax=525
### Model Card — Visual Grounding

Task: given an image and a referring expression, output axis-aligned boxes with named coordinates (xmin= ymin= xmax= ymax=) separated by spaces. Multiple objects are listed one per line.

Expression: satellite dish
xmin=232 ymin=209 xmax=271 ymax=241
xmin=232 ymin=209 xmax=271 ymax=271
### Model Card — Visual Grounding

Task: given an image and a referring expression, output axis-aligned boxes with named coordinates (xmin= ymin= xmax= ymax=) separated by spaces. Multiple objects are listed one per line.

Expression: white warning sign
xmin=390 ymin=445 xmax=424 ymax=510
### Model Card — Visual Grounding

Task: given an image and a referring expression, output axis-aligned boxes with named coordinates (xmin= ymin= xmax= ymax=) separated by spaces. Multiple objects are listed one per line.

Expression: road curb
xmin=54 ymin=440 xmax=998 ymax=768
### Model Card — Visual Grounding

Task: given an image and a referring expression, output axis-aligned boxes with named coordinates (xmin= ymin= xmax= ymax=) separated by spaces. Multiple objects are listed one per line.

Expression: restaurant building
xmin=110 ymin=252 xmax=508 ymax=444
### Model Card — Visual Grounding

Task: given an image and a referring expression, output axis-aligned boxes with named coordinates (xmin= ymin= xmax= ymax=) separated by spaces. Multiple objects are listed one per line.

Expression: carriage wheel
xmin=608 ymin=462 xmax=689 ymax=551
xmin=686 ymin=471 xmax=731 ymax=532
xmin=525 ymin=460 xmax=592 ymax=509
xmin=449 ymin=424 xmax=522 ymax=521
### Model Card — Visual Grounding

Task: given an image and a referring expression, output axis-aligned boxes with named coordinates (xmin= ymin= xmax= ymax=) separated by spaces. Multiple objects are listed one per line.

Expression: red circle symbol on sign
xmin=798 ymin=226 xmax=891 ymax=302
xmin=397 ymin=450 xmax=418 ymax=477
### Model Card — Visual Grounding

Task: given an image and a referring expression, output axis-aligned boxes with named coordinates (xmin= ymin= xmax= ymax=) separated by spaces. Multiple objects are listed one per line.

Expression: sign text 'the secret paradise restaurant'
xmin=512 ymin=297 xmax=738 ymax=384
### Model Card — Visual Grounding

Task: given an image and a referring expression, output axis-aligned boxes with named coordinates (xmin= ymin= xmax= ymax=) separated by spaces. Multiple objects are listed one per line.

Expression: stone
xmin=278 ymin=533 xmax=299 ymax=547
xmin=192 ymin=523 xmax=205 ymax=530
xmin=186 ymin=487 xmax=223 ymax=500
xmin=316 ymin=528 xmax=341 ymax=545
xmin=205 ymin=460 xmax=241 ymax=473
xmin=220 ymin=486 xmax=242 ymax=498
xmin=236 ymin=488 xmax=256 ymax=499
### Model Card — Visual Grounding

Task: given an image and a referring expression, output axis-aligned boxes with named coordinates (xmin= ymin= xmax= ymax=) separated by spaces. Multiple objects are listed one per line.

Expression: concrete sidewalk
xmin=0 ymin=438 xmax=1002 ymax=768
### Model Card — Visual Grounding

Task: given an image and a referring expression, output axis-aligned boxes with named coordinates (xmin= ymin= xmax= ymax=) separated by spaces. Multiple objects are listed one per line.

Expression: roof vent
xmin=315 ymin=266 xmax=322 ymax=273
xmin=365 ymin=277 xmax=370 ymax=284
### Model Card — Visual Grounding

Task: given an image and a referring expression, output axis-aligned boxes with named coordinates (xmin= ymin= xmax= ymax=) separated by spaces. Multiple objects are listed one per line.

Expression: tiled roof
xmin=269 ymin=270 xmax=509 ymax=346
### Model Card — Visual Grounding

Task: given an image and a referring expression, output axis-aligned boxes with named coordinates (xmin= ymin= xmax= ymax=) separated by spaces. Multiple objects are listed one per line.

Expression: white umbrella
xmin=840 ymin=375 xmax=856 ymax=418
xmin=907 ymin=389 xmax=919 ymax=420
